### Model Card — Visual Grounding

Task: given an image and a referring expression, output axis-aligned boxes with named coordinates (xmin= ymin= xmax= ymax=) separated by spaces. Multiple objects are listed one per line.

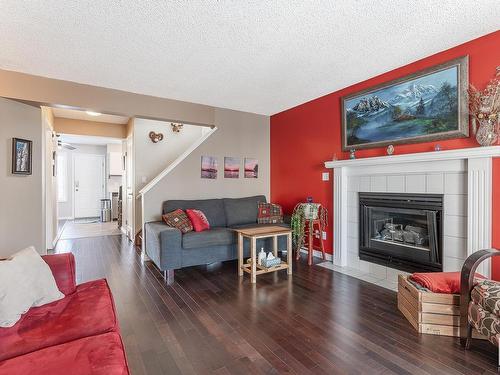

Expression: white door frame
xmin=72 ymin=153 xmax=106 ymax=219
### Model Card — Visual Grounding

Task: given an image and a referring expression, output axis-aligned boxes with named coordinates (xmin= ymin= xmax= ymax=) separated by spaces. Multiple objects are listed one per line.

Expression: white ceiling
xmin=52 ymin=108 xmax=129 ymax=124
xmin=1 ymin=2 xmax=499 ymax=115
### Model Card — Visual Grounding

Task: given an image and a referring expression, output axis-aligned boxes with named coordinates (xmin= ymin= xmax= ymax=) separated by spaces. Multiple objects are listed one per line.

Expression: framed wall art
xmin=12 ymin=137 xmax=32 ymax=175
xmin=201 ymin=156 xmax=218 ymax=179
xmin=341 ymin=56 xmax=469 ymax=150
xmin=224 ymin=157 xmax=240 ymax=178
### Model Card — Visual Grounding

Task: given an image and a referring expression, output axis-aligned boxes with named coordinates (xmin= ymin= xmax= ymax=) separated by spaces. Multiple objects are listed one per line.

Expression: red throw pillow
xmin=410 ymin=271 xmax=485 ymax=294
xmin=162 ymin=209 xmax=193 ymax=233
xmin=186 ymin=209 xmax=210 ymax=232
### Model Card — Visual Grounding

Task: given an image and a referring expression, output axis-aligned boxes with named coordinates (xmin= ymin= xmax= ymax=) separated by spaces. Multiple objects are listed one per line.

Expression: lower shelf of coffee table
xmin=241 ymin=261 xmax=289 ymax=275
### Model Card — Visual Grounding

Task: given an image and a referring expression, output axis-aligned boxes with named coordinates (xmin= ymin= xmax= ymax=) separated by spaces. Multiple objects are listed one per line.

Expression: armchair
xmin=460 ymin=248 xmax=500 ymax=349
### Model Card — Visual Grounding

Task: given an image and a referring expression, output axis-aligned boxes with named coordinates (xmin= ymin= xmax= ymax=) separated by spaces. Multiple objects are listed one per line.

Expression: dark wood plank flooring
xmin=54 ymin=235 xmax=498 ymax=375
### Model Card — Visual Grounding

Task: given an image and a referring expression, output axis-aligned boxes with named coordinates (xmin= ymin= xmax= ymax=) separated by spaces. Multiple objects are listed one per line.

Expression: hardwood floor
xmin=54 ymin=234 xmax=498 ymax=375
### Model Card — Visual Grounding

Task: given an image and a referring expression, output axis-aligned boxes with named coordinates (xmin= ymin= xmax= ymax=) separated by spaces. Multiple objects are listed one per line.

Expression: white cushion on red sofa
xmin=0 ymin=247 xmax=63 ymax=327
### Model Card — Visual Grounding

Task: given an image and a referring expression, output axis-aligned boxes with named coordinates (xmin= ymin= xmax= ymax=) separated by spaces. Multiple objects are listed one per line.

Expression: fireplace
xmin=359 ymin=192 xmax=443 ymax=273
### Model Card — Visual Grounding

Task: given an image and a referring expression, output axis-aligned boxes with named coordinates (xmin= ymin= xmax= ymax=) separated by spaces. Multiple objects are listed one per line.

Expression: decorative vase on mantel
xmin=473 ymin=115 xmax=498 ymax=147
xmin=469 ymin=66 xmax=500 ymax=147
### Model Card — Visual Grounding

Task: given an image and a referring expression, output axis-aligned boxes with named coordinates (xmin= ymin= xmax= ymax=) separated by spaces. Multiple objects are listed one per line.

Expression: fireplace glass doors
xmin=359 ymin=193 xmax=443 ymax=273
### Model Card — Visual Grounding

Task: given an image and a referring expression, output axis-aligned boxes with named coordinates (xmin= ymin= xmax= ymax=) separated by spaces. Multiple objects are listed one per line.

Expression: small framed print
xmin=12 ymin=138 xmax=32 ymax=175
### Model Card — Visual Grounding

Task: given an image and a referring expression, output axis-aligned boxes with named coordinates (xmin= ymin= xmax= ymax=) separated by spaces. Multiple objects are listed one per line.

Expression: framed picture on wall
xmin=244 ymin=158 xmax=258 ymax=178
xmin=12 ymin=137 xmax=33 ymax=175
xmin=341 ymin=56 xmax=469 ymax=150
xmin=201 ymin=156 xmax=218 ymax=179
xmin=224 ymin=157 xmax=240 ymax=178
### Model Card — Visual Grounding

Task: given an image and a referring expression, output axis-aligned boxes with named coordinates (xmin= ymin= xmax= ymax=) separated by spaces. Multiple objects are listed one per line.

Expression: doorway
xmin=73 ymin=153 xmax=105 ymax=218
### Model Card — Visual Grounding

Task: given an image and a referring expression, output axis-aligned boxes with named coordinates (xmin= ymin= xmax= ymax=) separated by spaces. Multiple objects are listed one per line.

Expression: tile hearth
xmin=317 ymin=261 xmax=409 ymax=291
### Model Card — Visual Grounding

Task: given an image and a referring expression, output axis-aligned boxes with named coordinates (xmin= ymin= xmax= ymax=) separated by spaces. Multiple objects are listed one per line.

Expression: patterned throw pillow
xmin=185 ymin=209 xmax=210 ymax=232
xmin=257 ymin=202 xmax=283 ymax=224
xmin=162 ymin=209 xmax=193 ymax=233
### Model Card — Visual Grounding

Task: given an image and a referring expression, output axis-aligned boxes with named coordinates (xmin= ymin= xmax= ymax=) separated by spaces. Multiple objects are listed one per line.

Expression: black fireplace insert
xmin=359 ymin=192 xmax=443 ymax=273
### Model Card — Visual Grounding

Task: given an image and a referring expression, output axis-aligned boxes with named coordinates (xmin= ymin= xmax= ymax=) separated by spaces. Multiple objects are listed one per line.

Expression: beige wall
xmin=143 ymin=108 xmax=270 ymax=223
xmin=54 ymin=117 xmax=127 ymax=138
xmin=133 ymin=118 xmax=207 ymax=233
xmin=0 ymin=69 xmax=214 ymax=126
xmin=0 ymin=97 xmax=44 ymax=257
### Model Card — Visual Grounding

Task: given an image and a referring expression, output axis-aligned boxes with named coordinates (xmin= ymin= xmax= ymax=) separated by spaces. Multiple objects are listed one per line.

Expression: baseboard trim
xmin=299 ymin=248 xmax=333 ymax=262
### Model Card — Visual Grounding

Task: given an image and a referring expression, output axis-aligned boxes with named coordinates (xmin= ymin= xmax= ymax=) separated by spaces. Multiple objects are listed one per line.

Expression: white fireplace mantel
xmin=325 ymin=146 xmax=500 ymax=169
xmin=324 ymin=146 xmax=500 ymax=278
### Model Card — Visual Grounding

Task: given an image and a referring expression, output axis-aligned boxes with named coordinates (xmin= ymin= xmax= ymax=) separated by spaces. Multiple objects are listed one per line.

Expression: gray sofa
xmin=145 ymin=195 xmax=289 ymax=283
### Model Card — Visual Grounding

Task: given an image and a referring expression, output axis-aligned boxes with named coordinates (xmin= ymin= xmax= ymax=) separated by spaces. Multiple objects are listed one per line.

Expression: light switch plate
xmin=322 ymin=172 xmax=329 ymax=181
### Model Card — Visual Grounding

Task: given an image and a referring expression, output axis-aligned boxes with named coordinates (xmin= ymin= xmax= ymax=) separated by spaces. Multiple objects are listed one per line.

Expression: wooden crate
xmin=398 ymin=274 xmax=464 ymax=337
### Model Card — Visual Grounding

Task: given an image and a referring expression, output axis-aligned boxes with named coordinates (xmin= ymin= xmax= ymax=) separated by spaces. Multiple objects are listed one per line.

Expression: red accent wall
xmin=271 ymin=31 xmax=500 ymax=266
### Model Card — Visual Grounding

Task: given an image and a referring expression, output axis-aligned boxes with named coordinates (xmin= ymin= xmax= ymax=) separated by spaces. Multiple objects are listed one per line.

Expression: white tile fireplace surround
xmin=323 ymin=146 xmax=500 ymax=291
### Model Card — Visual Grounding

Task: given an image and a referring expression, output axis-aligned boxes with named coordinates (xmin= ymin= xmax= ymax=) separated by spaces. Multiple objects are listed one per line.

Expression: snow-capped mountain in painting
xmin=343 ymin=64 xmax=461 ymax=147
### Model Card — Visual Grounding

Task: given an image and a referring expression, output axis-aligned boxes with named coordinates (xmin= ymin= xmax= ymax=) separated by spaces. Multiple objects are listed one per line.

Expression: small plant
xmin=290 ymin=203 xmax=328 ymax=251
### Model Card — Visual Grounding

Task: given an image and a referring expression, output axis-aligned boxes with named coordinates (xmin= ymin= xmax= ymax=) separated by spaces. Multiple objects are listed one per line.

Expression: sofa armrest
xmin=145 ymin=221 xmax=182 ymax=271
xmin=42 ymin=253 xmax=76 ymax=295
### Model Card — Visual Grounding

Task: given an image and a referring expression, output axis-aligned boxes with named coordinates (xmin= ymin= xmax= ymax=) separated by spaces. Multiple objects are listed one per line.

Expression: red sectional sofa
xmin=0 ymin=253 xmax=129 ymax=375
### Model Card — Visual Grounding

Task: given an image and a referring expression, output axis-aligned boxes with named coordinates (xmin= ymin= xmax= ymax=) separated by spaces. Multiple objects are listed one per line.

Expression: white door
xmin=74 ymin=154 xmax=105 ymax=218
xmin=125 ymin=137 xmax=134 ymax=240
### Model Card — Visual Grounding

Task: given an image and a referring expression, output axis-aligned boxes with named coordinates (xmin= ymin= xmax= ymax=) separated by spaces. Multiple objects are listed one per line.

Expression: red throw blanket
xmin=410 ymin=271 xmax=485 ymax=294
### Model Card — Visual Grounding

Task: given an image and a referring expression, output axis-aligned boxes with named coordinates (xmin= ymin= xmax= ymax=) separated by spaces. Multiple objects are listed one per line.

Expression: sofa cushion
xmin=471 ymin=280 xmax=500 ymax=316
xmin=223 ymin=195 xmax=267 ymax=227
xmin=162 ymin=209 xmax=193 ymax=233
xmin=42 ymin=253 xmax=76 ymax=296
xmin=257 ymin=202 xmax=284 ymax=224
xmin=0 ymin=279 xmax=117 ymax=361
xmin=182 ymin=228 xmax=235 ymax=249
xmin=468 ymin=301 xmax=500 ymax=346
xmin=0 ymin=332 xmax=129 ymax=375
xmin=163 ymin=198 xmax=226 ymax=227
xmin=186 ymin=209 xmax=210 ymax=232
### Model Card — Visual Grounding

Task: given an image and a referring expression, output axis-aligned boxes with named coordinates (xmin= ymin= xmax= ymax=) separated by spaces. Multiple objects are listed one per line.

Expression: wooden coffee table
xmin=234 ymin=226 xmax=292 ymax=283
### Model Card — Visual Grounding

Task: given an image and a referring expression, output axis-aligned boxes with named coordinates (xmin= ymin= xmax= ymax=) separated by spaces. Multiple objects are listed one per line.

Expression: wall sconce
xmin=171 ymin=122 xmax=183 ymax=133
xmin=149 ymin=131 xmax=164 ymax=143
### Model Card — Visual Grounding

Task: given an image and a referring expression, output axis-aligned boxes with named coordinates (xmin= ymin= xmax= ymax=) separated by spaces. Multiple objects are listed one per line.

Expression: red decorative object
xmin=296 ymin=219 xmax=326 ymax=266
xmin=162 ymin=209 xmax=193 ymax=233
xmin=186 ymin=209 xmax=210 ymax=232
xmin=410 ymin=271 xmax=485 ymax=294
xmin=0 ymin=253 xmax=129 ymax=374
xmin=257 ymin=202 xmax=283 ymax=224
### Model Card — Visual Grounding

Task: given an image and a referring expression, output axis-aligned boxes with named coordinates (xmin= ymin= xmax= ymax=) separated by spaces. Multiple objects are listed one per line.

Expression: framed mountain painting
xmin=341 ymin=56 xmax=469 ymax=150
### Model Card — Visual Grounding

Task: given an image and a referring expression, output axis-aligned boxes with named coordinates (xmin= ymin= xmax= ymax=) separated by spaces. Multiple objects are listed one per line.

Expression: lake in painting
xmin=244 ymin=158 xmax=258 ymax=178
xmin=201 ymin=156 xmax=217 ymax=179
xmin=224 ymin=157 xmax=240 ymax=178
xmin=344 ymin=65 xmax=460 ymax=148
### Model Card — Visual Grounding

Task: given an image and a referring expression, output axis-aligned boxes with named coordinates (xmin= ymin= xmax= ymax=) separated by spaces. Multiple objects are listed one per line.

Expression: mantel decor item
xmin=291 ymin=203 xmax=328 ymax=251
xmin=12 ymin=137 xmax=32 ymax=175
xmin=149 ymin=131 xmax=164 ymax=143
xmin=468 ymin=66 xmax=500 ymax=146
xmin=341 ymin=56 xmax=469 ymax=150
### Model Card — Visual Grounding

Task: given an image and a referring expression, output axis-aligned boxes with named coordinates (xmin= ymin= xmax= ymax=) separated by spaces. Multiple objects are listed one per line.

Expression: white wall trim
xmin=299 ymin=248 xmax=333 ymax=262
xmin=138 ymin=127 xmax=217 ymax=196
xmin=325 ymin=146 xmax=500 ymax=169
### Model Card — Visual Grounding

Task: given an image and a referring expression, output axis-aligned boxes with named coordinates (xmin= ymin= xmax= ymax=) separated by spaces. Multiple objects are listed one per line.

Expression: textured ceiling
xmin=0 ymin=1 xmax=499 ymax=115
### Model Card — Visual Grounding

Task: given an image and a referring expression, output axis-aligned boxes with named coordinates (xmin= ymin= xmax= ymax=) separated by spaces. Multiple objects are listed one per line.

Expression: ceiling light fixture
xmin=86 ymin=110 xmax=102 ymax=116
